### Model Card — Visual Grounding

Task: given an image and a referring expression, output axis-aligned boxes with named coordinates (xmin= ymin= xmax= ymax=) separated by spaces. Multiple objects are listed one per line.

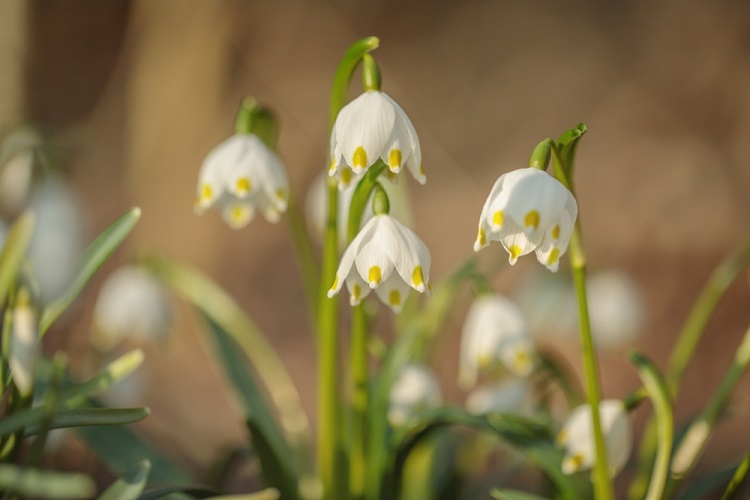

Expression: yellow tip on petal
xmin=492 ymin=210 xmax=504 ymax=228
xmin=368 ymin=266 xmax=382 ymax=288
xmin=513 ymin=349 xmax=532 ymax=375
xmin=350 ymin=283 xmax=362 ymax=305
xmin=412 ymin=266 xmax=425 ymax=292
xmin=556 ymin=429 xmax=569 ymax=446
xmin=340 ymin=168 xmax=353 ymax=186
xmin=276 ymin=189 xmax=287 ymax=202
xmin=419 ymin=163 xmax=425 ymax=177
xmin=327 ymin=275 xmax=339 ymax=298
xmin=551 ymin=224 xmax=560 ymax=239
xmin=508 ymin=245 xmax=522 ymax=264
xmin=474 ymin=227 xmax=487 ymax=251
xmin=524 ymin=210 xmax=540 ymax=230
xmin=562 ymin=453 xmax=585 ymax=475
xmin=198 ymin=183 xmax=213 ymax=207
xmin=547 ymin=247 xmax=560 ymax=266
xmin=353 ymin=146 xmax=368 ymax=169
xmin=235 ymin=177 xmax=252 ymax=196
xmin=388 ymin=149 xmax=402 ymax=172
xmin=389 ymin=289 xmax=401 ymax=308
xmin=329 ymin=158 xmax=337 ymax=174
xmin=228 ymin=204 xmax=251 ymax=229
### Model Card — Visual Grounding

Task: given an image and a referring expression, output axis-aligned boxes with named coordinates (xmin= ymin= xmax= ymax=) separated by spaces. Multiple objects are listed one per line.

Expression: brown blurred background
xmin=2 ymin=0 xmax=750 ymax=493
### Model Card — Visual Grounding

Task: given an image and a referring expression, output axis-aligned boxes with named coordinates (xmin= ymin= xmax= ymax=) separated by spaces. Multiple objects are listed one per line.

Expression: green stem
xmin=722 ymin=453 xmax=750 ymax=500
xmin=668 ymin=322 xmax=750 ymax=492
xmin=630 ymin=352 xmax=673 ymax=500
xmin=318 ymin=36 xmax=379 ymax=500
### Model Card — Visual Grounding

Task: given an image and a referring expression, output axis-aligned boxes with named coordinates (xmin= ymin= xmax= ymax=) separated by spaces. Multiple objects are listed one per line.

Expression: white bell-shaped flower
xmin=327 ymin=214 xmax=431 ymax=313
xmin=388 ymin=363 xmax=443 ymax=426
xmin=474 ymin=168 xmax=577 ymax=272
xmin=556 ymin=399 xmax=633 ymax=477
xmin=459 ymin=295 xmax=538 ymax=388
xmin=329 ymin=91 xmax=424 ymax=187
xmin=9 ymin=293 xmax=38 ymax=397
xmin=465 ymin=378 xmax=533 ymax=416
xmin=91 ymin=266 xmax=172 ymax=351
xmin=195 ymin=134 xmax=289 ymax=229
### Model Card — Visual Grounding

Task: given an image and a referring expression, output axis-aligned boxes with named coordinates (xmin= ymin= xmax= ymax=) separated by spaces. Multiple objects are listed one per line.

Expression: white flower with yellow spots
xmin=474 ymin=168 xmax=577 ymax=272
xmin=329 ymin=91 xmax=424 ymax=187
xmin=388 ymin=363 xmax=443 ymax=426
xmin=556 ymin=399 xmax=632 ymax=477
xmin=327 ymin=214 xmax=431 ymax=313
xmin=459 ymin=295 xmax=537 ymax=388
xmin=195 ymin=134 xmax=289 ymax=229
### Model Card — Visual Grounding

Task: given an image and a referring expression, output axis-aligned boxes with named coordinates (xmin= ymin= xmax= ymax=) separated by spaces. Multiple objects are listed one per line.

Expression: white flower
xmin=195 ymin=134 xmax=289 ymax=229
xmin=587 ymin=270 xmax=645 ymax=348
xmin=465 ymin=378 xmax=533 ymax=416
xmin=91 ymin=266 xmax=172 ymax=351
xmin=327 ymin=214 xmax=431 ymax=313
xmin=329 ymin=91 xmax=424 ymax=187
xmin=556 ymin=399 xmax=632 ymax=477
xmin=474 ymin=168 xmax=578 ymax=272
xmin=0 ymin=128 xmax=40 ymax=216
xmin=459 ymin=295 xmax=537 ymax=388
xmin=9 ymin=293 xmax=38 ymax=397
xmin=388 ymin=363 xmax=443 ymax=426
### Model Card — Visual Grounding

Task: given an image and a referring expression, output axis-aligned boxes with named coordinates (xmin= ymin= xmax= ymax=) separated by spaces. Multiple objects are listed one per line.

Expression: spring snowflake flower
xmin=327 ymin=214 xmax=431 ymax=313
xmin=195 ymin=134 xmax=289 ymax=229
xmin=9 ymin=292 xmax=37 ymax=397
xmin=459 ymin=295 xmax=537 ymax=388
xmin=556 ymin=399 xmax=632 ymax=477
xmin=329 ymin=91 xmax=424 ymax=188
xmin=465 ymin=378 xmax=533 ymax=416
xmin=91 ymin=266 xmax=172 ymax=351
xmin=474 ymin=168 xmax=577 ymax=272
xmin=388 ymin=363 xmax=443 ymax=426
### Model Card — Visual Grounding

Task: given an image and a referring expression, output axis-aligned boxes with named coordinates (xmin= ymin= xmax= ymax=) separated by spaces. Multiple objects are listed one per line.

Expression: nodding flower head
xmin=195 ymin=134 xmax=289 ymax=229
xmin=388 ymin=363 xmax=442 ymax=426
xmin=329 ymin=91 xmax=424 ymax=188
xmin=474 ymin=168 xmax=577 ymax=272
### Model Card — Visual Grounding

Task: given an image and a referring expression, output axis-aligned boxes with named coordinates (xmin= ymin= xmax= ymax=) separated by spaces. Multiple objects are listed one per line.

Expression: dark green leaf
xmin=0 ymin=464 xmax=95 ymax=499
xmin=100 ymin=460 xmax=151 ymax=500
xmin=491 ymin=489 xmax=550 ymax=500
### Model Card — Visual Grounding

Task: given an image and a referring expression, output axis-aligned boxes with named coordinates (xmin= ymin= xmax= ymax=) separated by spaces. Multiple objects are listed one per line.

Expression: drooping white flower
xmin=329 ymin=91 xmax=424 ymax=187
xmin=459 ymin=295 xmax=538 ymax=388
xmin=327 ymin=214 xmax=431 ymax=313
xmin=91 ymin=266 xmax=172 ymax=351
xmin=465 ymin=378 xmax=533 ymax=416
xmin=556 ymin=399 xmax=632 ymax=477
xmin=305 ymin=171 xmax=414 ymax=249
xmin=388 ymin=363 xmax=443 ymax=426
xmin=9 ymin=292 xmax=38 ymax=396
xmin=195 ymin=134 xmax=289 ymax=229
xmin=474 ymin=168 xmax=578 ymax=272
xmin=586 ymin=270 xmax=645 ymax=348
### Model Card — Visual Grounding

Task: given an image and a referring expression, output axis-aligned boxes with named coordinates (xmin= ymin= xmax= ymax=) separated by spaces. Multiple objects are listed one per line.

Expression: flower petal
xmin=334 ymin=92 xmax=395 ymax=174
xmin=374 ymin=273 xmax=412 ymax=313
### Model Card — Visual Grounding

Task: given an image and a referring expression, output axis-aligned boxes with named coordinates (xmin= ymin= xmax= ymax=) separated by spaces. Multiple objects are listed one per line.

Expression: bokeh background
xmin=2 ymin=0 xmax=750 ymax=494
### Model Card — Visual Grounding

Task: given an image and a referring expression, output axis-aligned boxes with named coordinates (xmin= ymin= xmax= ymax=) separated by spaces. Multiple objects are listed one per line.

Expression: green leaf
xmin=491 ymin=489 xmax=550 ymax=500
xmin=138 ymin=486 xmax=221 ymax=500
xmin=202 ymin=312 xmax=300 ymax=500
xmin=60 ymin=349 xmax=144 ymax=406
xmin=20 ymin=407 xmax=149 ymax=437
xmin=40 ymin=206 xmax=141 ymax=335
xmin=0 ymin=464 xmax=95 ymax=499
xmin=329 ymin=36 xmax=380 ymax=129
xmin=205 ymin=490 xmax=281 ymax=500
xmin=99 ymin=459 xmax=151 ymax=500
xmin=0 ymin=211 xmax=34 ymax=306
xmin=553 ymin=123 xmax=587 ymax=187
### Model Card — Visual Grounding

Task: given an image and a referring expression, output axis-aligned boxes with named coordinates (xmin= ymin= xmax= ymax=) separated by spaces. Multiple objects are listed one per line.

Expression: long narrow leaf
xmin=99 ymin=459 xmax=150 ymax=500
xmin=0 ymin=211 xmax=34 ymax=306
xmin=40 ymin=206 xmax=141 ymax=335
xmin=0 ymin=407 xmax=149 ymax=437
xmin=0 ymin=464 xmax=95 ymax=499
xmin=491 ymin=489 xmax=550 ymax=500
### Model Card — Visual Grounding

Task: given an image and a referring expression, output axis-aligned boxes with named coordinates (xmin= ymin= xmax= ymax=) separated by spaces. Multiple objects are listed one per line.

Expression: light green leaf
xmin=0 ymin=464 xmax=95 ymax=499
xmin=205 ymin=490 xmax=280 ymax=500
xmin=99 ymin=459 xmax=150 ymax=500
xmin=491 ymin=488 xmax=549 ymax=500
xmin=0 ymin=211 xmax=34 ymax=306
xmin=40 ymin=206 xmax=141 ymax=335
xmin=61 ymin=349 xmax=144 ymax=406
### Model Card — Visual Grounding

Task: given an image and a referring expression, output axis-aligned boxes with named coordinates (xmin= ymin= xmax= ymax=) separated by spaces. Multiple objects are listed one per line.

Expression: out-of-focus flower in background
xmin=9 ymin=289 xmax=38 ymax=397
xmin=459 ymin=294 xmax=538 ymax=388
xmin=388 ymin=363 xmax=443 ymax=426
xmin=465 ymin=378 xmax=534 ymax=416
xmin=91 ymin=265 xmax=172 ymax=352
xmin=474 ymin=168 xmax=577 ymax=272
xmin=0 ymin=128 xmax=42 ymax=217
xmin=556 ymin=399 xmax=632 ymax=477
xmin=329 ymin=91 xmax=424 ymax=187
xmin=195 ymin=134 xmax=290 ymax=229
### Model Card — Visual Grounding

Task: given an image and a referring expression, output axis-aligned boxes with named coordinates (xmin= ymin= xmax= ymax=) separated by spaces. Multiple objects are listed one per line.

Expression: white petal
xmin=383 ymin=93 xmax=422 ymax=172
xmin=328 ymin=216 xmax=380 ymax=297
xmin=224 ymin=136 xmax=264 ymax=199
xmin=220 ymin=198 xmax=255 ymax=229
xmin=334 ymin=92 xmax=395 ymax=174
xmin=354 ymin=216 xmax=396 ymax=288
xmin=492 ymin=219 xmax=543 ymax=265
xmin=345 ymin=272 xmax=371 ymax=306
xmin=500 ymin=169 xmax=569 ymax=238
xmin=380 ymin=115 xmax=411 ymax=174
xmin=534 ymin=210 xmax=573 ymax=272
xmin=9 ymin=304 xmax=37 ymax=396
xmin=379 ymin=216 xmax=431 ymax=293
xmin=373 ymin=273 xmax=412 ymax=313
xmin=389 ymin=364 xmax=442 ymax=426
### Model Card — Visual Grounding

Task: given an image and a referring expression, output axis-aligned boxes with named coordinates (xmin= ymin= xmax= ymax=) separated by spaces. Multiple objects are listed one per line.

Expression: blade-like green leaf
xmin=100 ymin=459 xmax=151 ymax=500
xmin=40 ymin=206 xmax=141 ymax=335
xmin=0 ymin=211 xmax=34 ymax=306
xmin=205 ymin=490 xmax=280 ymax=500
xmin=202 ymin=312 xmax=300 ymax=500
xmin=61 ymin=349 xmax=144 ymax=405
xmin=0 ymin=464 xmax=95 ymax=499
xmin=138 ymin=486 xmax=221 ymax=500
xmin=491 ymin=488 xmax=549 ymax=500
xmin=4 ymin=407 xmax=149 ymax=437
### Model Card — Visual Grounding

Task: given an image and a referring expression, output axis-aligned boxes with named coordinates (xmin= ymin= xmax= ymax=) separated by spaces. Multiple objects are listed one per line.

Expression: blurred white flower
xmin=474 ymin=168 xmax=577 ymax=272
xmin=28 ymin=176 xmax=86 ymax=303
xmin=556 ymin=399 xmax=632 ymax=477
xmin=327 ymin=214 xmax=431 ymax=313
xmin=465 ymin=378 xmax=533 ymax=416
xmin=459 ymin=295 xmax=538 ymax=388
xmin=195 ymin=134 xmax=289 ymax=229
xmin=329 ymin=91 xmax=424 ymax=187
xmin=91 ymin=266 xmax=172 ymax=351
xmin=9 ymin=291 xmax=38 ymax=396
xmin=305 ymin=171 xmax=413 ymax=249
xmin=587 ymin=270 xmax=645 ymax=348
xmin=0 ymin=128 xmax=41 ymax=216
xmin=388 ymin=363 xmax=442 ymax=426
